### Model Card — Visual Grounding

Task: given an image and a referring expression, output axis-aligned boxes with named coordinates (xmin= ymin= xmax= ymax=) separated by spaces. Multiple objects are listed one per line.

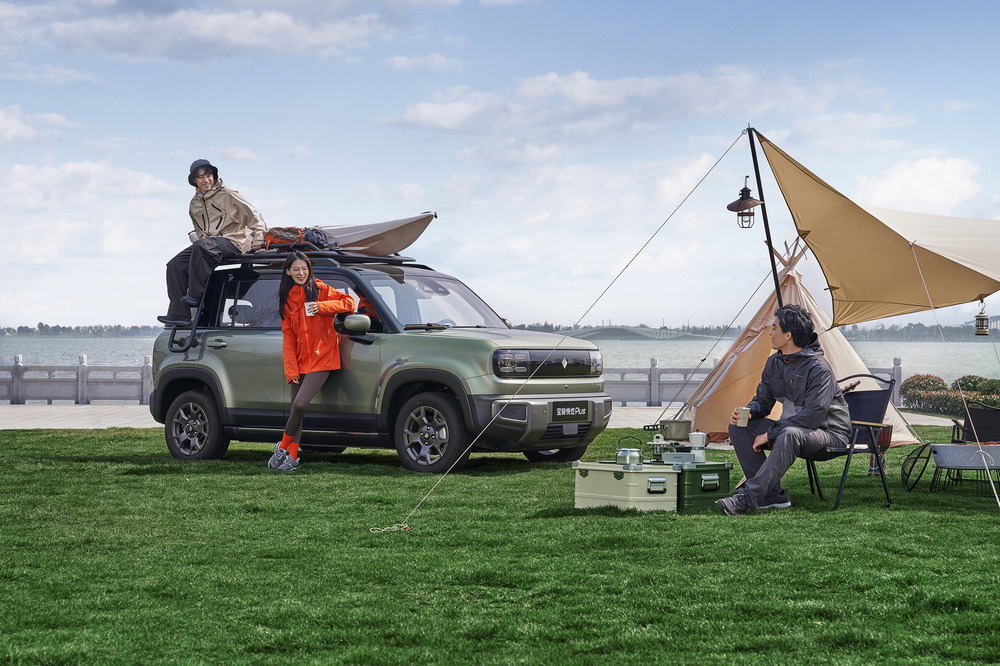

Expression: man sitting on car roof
xmin=157 ymin=159 xmax=265 ymax=327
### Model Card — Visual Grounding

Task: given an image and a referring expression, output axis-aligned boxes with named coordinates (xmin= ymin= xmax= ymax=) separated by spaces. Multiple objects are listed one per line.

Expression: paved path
xmin=0 ymin=404 xmax=952 ymax=430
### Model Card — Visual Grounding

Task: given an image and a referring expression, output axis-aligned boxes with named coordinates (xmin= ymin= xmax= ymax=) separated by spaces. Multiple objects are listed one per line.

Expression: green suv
xmin=149 ymin=249 xmax=611 ymax=472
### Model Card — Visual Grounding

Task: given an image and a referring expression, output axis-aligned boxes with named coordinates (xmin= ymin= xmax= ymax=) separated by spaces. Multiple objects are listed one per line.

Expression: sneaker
xmin=757 ymin=498 xmax=792 ymax=510
xmin=716 ymin=490 xmax=752 ymax=516
xmin=276 ymin=455 xmax=300 ymax=472
xmin=181 ymin=295 xmax=200 ymax=308
xmin=267 ymin=442 xmax=287 ymax=469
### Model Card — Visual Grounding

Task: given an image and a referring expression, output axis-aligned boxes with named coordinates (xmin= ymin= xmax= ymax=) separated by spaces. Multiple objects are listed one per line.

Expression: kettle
xmin=615 ymin=448 xmax=643 ymax=468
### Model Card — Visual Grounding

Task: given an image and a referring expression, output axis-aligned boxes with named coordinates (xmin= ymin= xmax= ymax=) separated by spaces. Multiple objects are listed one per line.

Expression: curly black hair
xmin=773 ymin=304 xmax=814 ymax=348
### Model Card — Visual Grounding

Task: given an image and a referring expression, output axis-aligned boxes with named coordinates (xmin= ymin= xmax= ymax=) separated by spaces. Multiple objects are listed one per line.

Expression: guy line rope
xmin=910 ymin=242 xmax=1000 ymax=509
xmin=370 ymin=130 xmax=750 ymax=533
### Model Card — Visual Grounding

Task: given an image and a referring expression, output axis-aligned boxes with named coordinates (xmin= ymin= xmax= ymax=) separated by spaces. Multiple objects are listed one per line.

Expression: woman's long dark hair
xmin=278 ymin=251 xmax=319 ymax=320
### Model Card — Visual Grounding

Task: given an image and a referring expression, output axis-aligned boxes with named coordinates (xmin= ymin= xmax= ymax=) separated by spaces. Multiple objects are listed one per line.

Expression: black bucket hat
xmin=188 ymin=159 xmax=219 ymax=186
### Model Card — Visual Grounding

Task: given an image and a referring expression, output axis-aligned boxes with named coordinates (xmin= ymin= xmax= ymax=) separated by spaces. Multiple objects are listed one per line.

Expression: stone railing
xmin=604 ymin=357 xmax=902 ymax=407
xmin=0 ymin=355 xmax=154 ymax=405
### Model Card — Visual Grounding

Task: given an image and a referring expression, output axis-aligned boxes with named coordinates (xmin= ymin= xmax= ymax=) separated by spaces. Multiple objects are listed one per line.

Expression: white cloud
xmin=386 ymin=52 xmax=462 ymax=70
xmin=0 ymin=105 xmax=73 ymax=146
xmin=210 ymin=146 xmax=264 ymax=163
xmin=774 ymin=112 xmax=915 ymax=153
xmin=47 ymin=8 xmax=386 ymax=59
xmin=855 ymin=157 xmax=982 ymax=214
xmin=0 ymin=61 xmax=96 ymax=84
xmin=395 ymin=68 xmax=886 ymax=164
xmin=0 ymin=161 xmax=188 ymax=325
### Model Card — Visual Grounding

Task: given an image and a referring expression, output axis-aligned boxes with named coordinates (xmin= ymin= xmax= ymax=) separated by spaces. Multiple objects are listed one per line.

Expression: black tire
xmin=523 ymin=445 xmax=589 ymax=463
xmin=394 ymin=392 xmax=470 ymax=473
xmin=165 ymin=390 xmax=230 ymax=460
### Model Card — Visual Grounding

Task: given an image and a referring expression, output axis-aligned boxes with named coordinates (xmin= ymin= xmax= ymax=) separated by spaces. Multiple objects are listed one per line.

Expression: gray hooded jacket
xmin=747 ymin=333 xmax=852 ymax=443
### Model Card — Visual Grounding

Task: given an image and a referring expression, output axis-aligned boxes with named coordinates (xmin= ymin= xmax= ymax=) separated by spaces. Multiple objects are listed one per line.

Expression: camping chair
xmin=802 ymin=373 xmax=895 ymax=509
xmin=951 ymin=401 xmax=1000 ymax=444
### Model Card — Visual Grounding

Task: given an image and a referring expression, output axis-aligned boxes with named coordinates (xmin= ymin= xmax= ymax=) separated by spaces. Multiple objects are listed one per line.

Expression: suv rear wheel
xmin=165 ymin=390 xmax=231 ymax=460
xmin=394 ymin=392 xmax=470 ymax=473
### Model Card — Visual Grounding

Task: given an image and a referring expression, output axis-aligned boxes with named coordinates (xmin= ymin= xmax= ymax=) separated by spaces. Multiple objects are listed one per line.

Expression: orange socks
xmin=279 ymin=433 xmax=299 ymax=460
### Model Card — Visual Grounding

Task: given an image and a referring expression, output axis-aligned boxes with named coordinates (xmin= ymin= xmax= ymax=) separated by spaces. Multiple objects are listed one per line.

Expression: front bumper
xmin=470 ymin=392 xmax=613 ymax=450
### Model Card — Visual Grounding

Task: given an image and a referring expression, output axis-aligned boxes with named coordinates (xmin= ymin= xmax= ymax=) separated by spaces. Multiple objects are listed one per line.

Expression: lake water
xmin=588 ymin=339 xmax=1000 ymax=385
xmin=1 ymin=336 xmax=999 ymax=384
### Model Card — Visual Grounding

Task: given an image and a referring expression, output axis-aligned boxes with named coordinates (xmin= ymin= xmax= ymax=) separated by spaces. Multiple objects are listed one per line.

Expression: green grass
xmin=2 ymin=425 xmax=999 ymax=665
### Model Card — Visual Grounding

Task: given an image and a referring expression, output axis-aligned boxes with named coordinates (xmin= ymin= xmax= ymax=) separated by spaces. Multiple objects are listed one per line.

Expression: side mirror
xmin=335 ymin=313 xmax=371 ymax=333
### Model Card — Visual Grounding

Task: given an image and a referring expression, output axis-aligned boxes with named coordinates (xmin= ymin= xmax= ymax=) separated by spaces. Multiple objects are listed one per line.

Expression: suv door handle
xmin=206 ymin=338 xmax=227 ymax=349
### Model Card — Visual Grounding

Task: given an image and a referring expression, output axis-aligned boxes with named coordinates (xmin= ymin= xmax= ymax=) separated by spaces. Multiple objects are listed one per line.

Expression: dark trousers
xmin=165 ymin=237 xmax=239 ymax=317
xmin=729 ymin=418 xmax=846 ymax=509
xmin=284 ymin=371 xmax=332 ymax=442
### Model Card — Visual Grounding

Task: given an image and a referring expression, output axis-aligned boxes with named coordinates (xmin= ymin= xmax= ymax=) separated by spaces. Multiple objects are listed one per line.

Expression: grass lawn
xmin=1 ymin=425 xmax=999 ymax=664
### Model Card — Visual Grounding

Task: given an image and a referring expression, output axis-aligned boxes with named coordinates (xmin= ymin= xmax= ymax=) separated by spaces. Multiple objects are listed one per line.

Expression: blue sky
xmin=1 ymin=0 xmax=998 ymax=329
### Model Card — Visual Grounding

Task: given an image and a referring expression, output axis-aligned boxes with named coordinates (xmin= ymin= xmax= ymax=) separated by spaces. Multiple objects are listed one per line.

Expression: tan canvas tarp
xmin=757 ymin=134 xmax=1000 ymax=326
xmin=679 ymin=249 xmax=916 ymax=445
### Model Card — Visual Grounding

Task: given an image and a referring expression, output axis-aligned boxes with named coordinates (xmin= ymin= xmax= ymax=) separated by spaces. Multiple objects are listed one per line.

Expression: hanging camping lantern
xmin=975 ymin=301 xmax=990 ymax=336
xmin=727 ymin=176 xmax=763 ymax=229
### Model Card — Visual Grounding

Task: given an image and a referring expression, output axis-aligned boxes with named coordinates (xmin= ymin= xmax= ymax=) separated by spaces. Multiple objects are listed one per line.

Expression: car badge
xmin=561 ymin=358 xmax=568 ymax=369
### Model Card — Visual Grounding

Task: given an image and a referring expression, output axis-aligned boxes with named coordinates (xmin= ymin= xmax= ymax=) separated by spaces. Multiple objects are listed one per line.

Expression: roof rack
xmin=233 ymin=243 xmax=419 ymax=267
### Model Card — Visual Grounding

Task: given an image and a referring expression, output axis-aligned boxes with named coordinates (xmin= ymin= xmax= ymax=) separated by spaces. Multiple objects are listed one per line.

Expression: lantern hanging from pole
xmin=727 ymin=176 xmax=763 ymax=229
xmin=975 ymin=300 xmax=990 ymax=336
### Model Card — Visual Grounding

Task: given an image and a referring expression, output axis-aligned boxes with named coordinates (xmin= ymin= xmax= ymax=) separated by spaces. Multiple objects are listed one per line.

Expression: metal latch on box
xmin=701 ymin=473 xmax=720 ymax=491
xmin=647 ymin=476 xmax=668 ymax=494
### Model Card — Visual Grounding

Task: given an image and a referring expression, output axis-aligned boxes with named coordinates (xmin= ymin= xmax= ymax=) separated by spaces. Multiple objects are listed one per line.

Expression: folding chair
xmin=802 ymin=373 xmax=895 ymax=509
xmin=951 ymin=400 xmax=1000 ymax=444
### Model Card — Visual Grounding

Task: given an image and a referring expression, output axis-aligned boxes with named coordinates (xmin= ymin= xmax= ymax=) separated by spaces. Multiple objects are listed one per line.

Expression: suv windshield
xmin=367 ymin=273 xmax=506 ymax=328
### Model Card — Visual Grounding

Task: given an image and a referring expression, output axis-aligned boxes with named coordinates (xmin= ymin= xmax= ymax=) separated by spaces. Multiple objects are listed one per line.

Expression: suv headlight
xmin=494 ymin=350 xmax=531 ymax=375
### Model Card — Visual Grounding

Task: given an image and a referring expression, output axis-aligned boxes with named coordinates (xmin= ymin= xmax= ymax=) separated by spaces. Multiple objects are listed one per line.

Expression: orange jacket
xmin=281 ymin=279 xmax=356 ymax=382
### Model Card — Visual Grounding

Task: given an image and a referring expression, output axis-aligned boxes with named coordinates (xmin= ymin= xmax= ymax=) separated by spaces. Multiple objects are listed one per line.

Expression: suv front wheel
xmin=394 ymin=392 xmax=470 ymax=473
xmin=165 ymin=390 xmax=231 ymax=460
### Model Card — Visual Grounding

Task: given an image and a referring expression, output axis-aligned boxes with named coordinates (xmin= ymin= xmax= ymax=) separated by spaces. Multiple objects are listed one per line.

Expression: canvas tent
xmin=678 ymin=242 xmax=916 ymax=445
xmin=756 ymin=133 xmax=1000 ymax=326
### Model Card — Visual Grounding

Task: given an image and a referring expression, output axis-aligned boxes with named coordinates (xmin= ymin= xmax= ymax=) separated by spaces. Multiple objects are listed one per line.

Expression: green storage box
xmin=672 ymin=461 xmax=733 ymax=512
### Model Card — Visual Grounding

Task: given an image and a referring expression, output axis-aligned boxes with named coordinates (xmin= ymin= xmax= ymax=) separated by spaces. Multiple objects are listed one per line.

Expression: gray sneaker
xmin=716 ymin=490 xmax=752 ymax=516
xmin=757 ymin=498 xmax=792 ymax=510
xmin=268 ymin=442 xmax=287 ymax=469
xmin=276 ymin=455 xmax=300 ymax=472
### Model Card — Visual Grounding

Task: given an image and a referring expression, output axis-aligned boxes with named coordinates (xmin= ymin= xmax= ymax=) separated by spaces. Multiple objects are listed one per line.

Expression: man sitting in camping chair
xmin=717 ymin=304 xmax=853 ymax=515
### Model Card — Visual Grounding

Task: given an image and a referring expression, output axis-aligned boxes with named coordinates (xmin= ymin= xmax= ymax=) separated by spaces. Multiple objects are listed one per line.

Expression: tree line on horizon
xmin=517 ymin=321 xmax=990 ymax=342
xmin=1 ymin=324 xmax=160 ymax=338
xmin=0 ymin=321 xmax=990 ymax=341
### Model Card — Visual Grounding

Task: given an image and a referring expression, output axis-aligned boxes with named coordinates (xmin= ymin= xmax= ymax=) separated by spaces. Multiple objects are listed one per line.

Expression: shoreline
xmin=0 ymin=404 xmax=952 ymax=431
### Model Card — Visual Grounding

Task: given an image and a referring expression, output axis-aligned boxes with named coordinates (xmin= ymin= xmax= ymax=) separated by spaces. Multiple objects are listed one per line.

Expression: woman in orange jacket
xmin=268 ymin=251 xmax=356 ymax=471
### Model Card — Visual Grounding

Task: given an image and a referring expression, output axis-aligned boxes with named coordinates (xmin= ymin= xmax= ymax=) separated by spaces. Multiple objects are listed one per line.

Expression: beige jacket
xmin=189 ymin=179 xmax=265 ymax=253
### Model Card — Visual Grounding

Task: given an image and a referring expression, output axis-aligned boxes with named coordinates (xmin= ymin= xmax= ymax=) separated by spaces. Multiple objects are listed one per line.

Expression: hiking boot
xmin=716 ymin=490 xmax=752 ymax=516
xmin=157 ymin=314 xmax=190 ymax=327
xmin=276 ymin=455 xmax=300 ymax=472
xmin=267 ymin=442 xmax=287 ymax=469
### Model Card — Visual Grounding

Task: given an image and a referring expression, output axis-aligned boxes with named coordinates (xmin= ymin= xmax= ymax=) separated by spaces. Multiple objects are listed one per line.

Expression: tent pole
xmin=748 ymin=128 xmax=783 ymax=307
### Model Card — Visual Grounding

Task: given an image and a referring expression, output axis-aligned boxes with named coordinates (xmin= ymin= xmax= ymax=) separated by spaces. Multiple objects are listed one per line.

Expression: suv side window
xmin=316 ymin=276 xmax=385 ymax=333
xmin=219 ymin=275 xmax=281 ymax=329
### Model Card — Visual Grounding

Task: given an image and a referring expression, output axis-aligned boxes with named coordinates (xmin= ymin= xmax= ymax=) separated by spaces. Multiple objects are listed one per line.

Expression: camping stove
xmin=646 ymin=434 xmax=696 ymax=464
